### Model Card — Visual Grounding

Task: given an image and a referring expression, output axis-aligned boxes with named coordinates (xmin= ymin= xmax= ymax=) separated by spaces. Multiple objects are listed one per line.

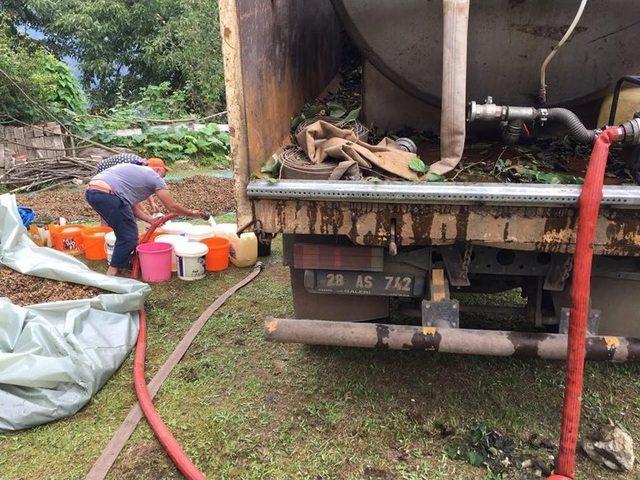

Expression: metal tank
xmin=331 ymin=0 xmax=640 ymax=107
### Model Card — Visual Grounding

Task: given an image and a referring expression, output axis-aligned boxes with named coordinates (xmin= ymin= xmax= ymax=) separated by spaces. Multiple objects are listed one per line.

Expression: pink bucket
xmin=136 ymin=242 xmax=172 ymax=283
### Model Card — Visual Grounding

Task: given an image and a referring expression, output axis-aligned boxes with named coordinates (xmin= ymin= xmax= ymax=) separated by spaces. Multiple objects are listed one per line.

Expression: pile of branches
xmin=0 ymin=156 xmax=99 ymax=193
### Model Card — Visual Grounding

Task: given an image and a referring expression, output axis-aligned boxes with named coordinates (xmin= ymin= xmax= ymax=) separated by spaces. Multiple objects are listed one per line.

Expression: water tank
xmin=332 ymin=0 xmax=640 ymax=107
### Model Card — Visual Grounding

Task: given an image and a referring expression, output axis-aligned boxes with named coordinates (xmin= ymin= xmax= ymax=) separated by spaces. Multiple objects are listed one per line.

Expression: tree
xmin=2 ymin=0 xmax=225 ymax=113
xmin=0 ymin=16 xmax=84 ymax=124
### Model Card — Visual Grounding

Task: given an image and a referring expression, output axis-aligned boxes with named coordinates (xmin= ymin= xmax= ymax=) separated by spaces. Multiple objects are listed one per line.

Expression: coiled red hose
xmin=131 ymin=214 xmax=206 ymax=480
xmin=549 ymin=127 xmax=620 ymax=480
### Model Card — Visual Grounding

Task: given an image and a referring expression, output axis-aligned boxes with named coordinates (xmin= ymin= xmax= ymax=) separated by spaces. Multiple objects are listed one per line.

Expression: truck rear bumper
xmin=264 ymin=317 xmax=640 ymax=362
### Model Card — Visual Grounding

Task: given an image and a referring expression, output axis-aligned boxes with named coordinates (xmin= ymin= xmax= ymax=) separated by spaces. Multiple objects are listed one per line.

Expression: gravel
xmin=16 ymin=175 xmax=234 ymax=223
xmin=166 ymin=175 xmax=235 ymax=217
xmin=0 ymin=268 xmax=105 ymax=306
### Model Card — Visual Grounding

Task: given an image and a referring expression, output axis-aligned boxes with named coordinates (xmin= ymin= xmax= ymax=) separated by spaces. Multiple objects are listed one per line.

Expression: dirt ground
xmin=16 ymin=175 xmax=234 ymax=223
xmin=0 ymin=268 xmax=104 ymax=305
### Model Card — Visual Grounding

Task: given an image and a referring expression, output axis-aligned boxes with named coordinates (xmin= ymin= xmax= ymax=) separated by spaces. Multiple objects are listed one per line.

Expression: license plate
xmin=304 ymin=270 xmax=421 ymax=297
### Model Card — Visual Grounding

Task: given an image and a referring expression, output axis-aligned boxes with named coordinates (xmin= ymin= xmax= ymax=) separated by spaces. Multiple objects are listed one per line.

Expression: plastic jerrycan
xmin=212 ymin=223 xmax=258 ymax=267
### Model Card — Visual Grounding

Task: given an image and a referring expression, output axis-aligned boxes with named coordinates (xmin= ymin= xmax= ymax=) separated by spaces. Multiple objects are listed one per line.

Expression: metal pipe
xmin=538 ymin=0 xmax=589 ymax=105
xmin=469 ymin=100 xmax=598 ymax=144
xmin=265 ymin=318 xmax=640 ymax=362
xmin=502 ymin=119 xmax=524 ymax=145
xmin=400 ymin=305 xmax=526 ymax=317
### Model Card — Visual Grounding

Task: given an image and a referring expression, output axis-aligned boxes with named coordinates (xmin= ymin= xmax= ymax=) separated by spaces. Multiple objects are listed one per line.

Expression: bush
xmin=73 ymin=83 xmax=230 ymax=167
xmin=93 ymin=124 xmax=230 ymax=167
xmin=0 ymin=18 xmax=84 ymax=123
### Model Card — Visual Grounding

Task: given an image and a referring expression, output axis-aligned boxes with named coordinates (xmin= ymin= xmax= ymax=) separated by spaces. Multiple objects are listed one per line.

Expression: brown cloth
xmin=295 ymin=121 xmax=420 ymax=181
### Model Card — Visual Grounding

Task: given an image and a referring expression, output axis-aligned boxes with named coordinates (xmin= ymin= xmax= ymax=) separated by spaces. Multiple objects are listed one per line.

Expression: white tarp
xmin=0 ymin=193 xmax=150 ymax=431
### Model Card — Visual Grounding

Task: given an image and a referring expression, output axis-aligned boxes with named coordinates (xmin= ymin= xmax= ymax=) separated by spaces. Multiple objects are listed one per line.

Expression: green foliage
xmin=445 ymin=423 xmax=516 ymax=475
xmin=338 ymin=106 xmax=361 ymax=126
xmin=425 ymin=172 xmax=445 ymax=182
xmin=4 ymin=0 xmax=225 ymax=112
xmin=87 ymin=123 xmax=229 ymax=167
xmin=72 ymin=83 xmax=229 ymax=167
xmin=291 ymin=102 xmax=361 ymax=130
xmin=260 ymin=156 xmax=281 ymax=178
xmin=408 ymin=157 xmax=427 ymax=173
xmin=493 ymin=155 xmax=583 ymax=184
xmin=77 ymin=82 xmax=195 ymax=131
xmin=0 ymin=17 xmax=84 ymax=123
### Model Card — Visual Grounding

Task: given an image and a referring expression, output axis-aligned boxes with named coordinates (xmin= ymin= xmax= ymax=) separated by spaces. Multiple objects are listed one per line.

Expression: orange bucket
xmin=201 ymin=237 xmax=230 ymax=271
xmin=48 ymin=223 xmax=67 ymax=248
xmin=53 ymin=225 xmax=85 ymax=255
xmin=82 ymin=226 xmax=113 ymax=260
xmin=140 ymin=228 xmax=166 ymax=243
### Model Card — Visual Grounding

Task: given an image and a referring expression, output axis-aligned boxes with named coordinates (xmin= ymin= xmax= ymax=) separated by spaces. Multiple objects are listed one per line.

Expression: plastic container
xmin=175 ymin=241 xmax=209 ymax=281
xmin=140 ymin=228 xmax=166 ymax=243
xmin=48 ymin=223 xmax=67 ymax=248
xmin=136 ymin=242 xmax=173 ymax=283
xmin=212 ymin=223 xmax=258 ymax=267
xmin=230 ymin=232 xmax=258 ymax=267
xmin=82 ymin=226 xmax=113 ymax=260
xmin=212 ymin=223 xmax=238 ymax=240
xmin=29 ymin=225 xmax=44 ymax=247
xmin=54 ymin=225 xmax=85 ymax=255
xmin=105 ymin=231 xmax=116 ymax=265
xmin=185 ymin=224 xmax=216 ymax=242
xmin=161 ymin=221 xmax=191 ymax=236
xmin=155 ymin=234 xmax=189 ymax=272
xmin=201 ymin=237 xmax=230 ymax=271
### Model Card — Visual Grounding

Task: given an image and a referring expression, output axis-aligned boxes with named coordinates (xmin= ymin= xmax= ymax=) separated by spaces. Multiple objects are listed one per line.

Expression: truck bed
xmin=248 ymin=179 xmax=640 ymax=255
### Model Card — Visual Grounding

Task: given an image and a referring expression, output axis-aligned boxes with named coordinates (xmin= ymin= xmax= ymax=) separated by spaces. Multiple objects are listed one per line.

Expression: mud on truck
xmin=220 ymin=0 xmax=640 ymax=361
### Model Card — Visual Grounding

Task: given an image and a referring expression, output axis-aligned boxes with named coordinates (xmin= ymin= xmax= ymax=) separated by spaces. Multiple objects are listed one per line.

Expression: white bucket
xmin=105 ymin=231 xmax=116 ymax=265
xmin=185 ymin=224 xmax=215 ymax=242
xmin=175 ymin=241 xmax=208 ymax=281
xmin=161 ymin=221 xmax=191 ymax=236
xmin=155 ymin=234 xmax=189 ymax=272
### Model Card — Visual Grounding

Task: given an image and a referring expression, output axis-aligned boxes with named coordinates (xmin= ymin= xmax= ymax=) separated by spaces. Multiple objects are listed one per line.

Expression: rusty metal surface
xmin=220 ymin=0 xmax=252 ymax=227
xmin=265 ymin=318 xmax=640 ymax=362
xmin=236 ymin=0 xmax=341 ymax=174
xmin=222 ymin=0 xmax=341 ymax=227
xmin=252 ymin=199 xmax=640 ymax=256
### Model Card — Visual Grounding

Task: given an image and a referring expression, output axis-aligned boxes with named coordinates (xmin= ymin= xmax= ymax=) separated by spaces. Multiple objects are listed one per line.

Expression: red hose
xmin=131 ymin=214 xmax=206 ymax=480
xmin=549 ymin=128 xmax=619 ymax=480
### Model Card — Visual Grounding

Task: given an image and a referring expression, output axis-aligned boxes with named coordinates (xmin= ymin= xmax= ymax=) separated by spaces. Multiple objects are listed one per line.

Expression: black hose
xmin=546 ymin=108 xmax=596 ymax=144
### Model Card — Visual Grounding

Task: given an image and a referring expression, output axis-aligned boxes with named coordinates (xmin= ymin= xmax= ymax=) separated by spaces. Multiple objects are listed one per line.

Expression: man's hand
xmin=147 ymin=196 xmax=161 ymax=214
xmin=133 ymin=204 xmax=156 ymax=224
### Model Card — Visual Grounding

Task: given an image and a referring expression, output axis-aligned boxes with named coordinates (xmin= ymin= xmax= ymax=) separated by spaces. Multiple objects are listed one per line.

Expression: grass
xmin=1 ymin=239 xmax=640 ymax=479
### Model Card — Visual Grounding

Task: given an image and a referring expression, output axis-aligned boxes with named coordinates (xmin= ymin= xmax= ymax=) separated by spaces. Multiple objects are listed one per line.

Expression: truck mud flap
xmin=264 ymin=318 xmax=640 ymax=362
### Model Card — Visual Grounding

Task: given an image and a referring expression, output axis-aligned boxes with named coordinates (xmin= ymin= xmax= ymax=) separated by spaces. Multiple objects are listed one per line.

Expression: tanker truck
xmin=219 ymin=0 xmax=640 ymax=360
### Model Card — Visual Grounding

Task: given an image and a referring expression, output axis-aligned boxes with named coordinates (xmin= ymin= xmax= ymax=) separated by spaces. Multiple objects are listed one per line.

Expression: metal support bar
xmin=264 ymin=318 xmax=640 ymax=362
xmin=423 ymin=268 xmax=459 ymax=328
xmin=559 ymin=308 xmax=600 ymax=336
xmin=247 ymin=180 xmax=640 ymax=208
xmin=440 ymin=245 xmax=471 ymax=286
